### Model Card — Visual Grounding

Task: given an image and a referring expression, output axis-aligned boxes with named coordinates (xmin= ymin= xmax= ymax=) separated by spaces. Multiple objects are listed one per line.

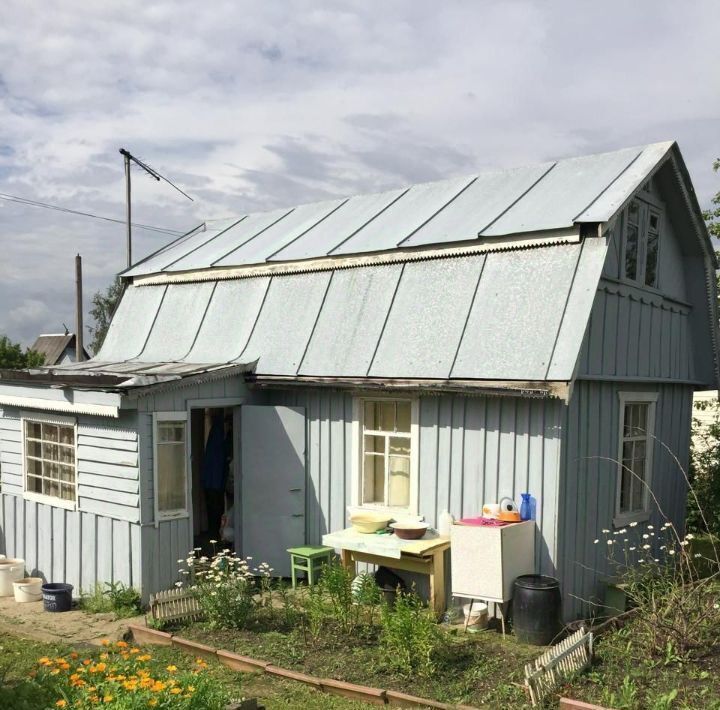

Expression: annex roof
xmin=30 ymin=333 xmax=90 ymax=365
xmin=123 ymin=142 xmax=675 ymax=279
xmin=93 ymin=238 xmax=608 ymax=389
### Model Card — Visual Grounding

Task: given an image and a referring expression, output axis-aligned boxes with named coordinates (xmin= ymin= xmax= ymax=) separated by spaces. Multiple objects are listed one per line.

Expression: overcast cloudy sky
xmin=1 ymin=1 xmax=718 ymax=347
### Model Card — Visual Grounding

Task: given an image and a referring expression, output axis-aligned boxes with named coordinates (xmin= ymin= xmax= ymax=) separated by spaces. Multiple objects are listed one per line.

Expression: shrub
xmin=379 ymin=590 xmax=444 ymax=678
xmin=80 ymin=582 xmax=142 ymax=618
xmin=597 ymin=521 xmax=720 ymax=658
xmin=32 ymin=640 xmax=229 ymax=708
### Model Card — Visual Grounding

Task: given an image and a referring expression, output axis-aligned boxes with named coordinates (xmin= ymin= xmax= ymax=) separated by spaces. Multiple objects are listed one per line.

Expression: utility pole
xmin=119 ymin=148 xmax=193 ymax=269
xmin=75 ymin=254 xmax=85 ymax=362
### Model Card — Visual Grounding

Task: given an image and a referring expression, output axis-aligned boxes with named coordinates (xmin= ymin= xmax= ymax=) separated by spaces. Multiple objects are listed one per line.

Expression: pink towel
xmin=456 ymin=516 xmax=510 ymax=527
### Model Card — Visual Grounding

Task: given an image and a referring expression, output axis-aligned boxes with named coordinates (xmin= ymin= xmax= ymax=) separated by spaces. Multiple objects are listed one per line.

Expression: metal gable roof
xmin=123 ymin=141 xmax=673 ymax=278
xmin=97 ymin=238 xmax=608 ymax=385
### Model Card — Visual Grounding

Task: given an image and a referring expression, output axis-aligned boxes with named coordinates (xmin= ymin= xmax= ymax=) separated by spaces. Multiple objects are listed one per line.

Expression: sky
xmin=0 ymin=1 xmax=718 ymax=347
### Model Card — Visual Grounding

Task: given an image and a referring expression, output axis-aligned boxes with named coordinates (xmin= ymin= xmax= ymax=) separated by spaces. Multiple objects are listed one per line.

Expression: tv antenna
xmin=120 ymin=148 xmax=193 ymax=268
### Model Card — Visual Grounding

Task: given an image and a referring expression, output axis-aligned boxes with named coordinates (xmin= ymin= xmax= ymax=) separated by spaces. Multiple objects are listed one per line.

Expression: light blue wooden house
xmin=0 ymin=141 xmax=716 ymax=619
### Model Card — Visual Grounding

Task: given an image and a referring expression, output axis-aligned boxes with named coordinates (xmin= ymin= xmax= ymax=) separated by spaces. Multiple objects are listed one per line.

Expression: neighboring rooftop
xmin=30 ymin=333 xmax=91 ymax=365
xmin=123 ymin=141 xmax=679 ymax=279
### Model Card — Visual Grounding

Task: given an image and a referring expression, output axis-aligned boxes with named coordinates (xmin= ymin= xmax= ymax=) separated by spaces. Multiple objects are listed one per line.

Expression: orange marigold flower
xmin=101 ymin=640 xmax=110 ymax=647
xmin=103 ymin=695 xmax=113 ymax=703
xmin=148 ymin=701 xmax=158 ymax=707
xmin=129 ymin=647 xmax=140 ymax=654
xmin=137 ymin=654 xmax=152 ymax=662
xmin=99 ymin=653 xmax=109 ymax=660
xmin=82 ymin=659 xmax=92 ymax=666
xmin=166 ymin=665 xmax=177 ymax=673
xmin=55 ymin=701 xmax=67 ymax=708
xmin=170 ymin=687 xmax=182 ymax=695
xmin=116 ymin=640 xmax=128 ymax=647
xmin=70 ymin=652 xmax=79 ymax=659
xmin=38 ymin=657 xmax=51 ymax=664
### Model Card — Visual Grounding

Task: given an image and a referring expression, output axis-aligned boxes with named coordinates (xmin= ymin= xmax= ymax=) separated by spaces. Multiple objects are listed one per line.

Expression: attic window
xmin=622 ymin=199 xmax=662 ymax=288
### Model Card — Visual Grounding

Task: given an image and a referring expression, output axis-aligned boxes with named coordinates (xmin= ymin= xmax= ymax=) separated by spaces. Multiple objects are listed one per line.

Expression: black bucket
xmin=41 ymin=583 xmax=73 ymax=612
xmin=512 ymin=575 xmax=561 ymax=645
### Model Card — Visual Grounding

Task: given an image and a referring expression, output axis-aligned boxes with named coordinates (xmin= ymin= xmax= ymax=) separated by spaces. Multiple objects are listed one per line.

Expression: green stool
xmin=287 ymin=546 xmax=334 ymax=588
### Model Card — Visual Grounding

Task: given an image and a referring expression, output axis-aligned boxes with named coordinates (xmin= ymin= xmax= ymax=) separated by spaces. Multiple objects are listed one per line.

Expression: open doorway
xmin=190 ymin=406 xmax=234 ymax=558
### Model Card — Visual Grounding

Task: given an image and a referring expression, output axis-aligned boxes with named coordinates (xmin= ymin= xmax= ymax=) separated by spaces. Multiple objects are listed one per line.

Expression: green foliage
xmin=379 ymin=590 xmax=445 ymax=678
xmin=87 ymin=276 xmax=123 ymax=355
xmin=702 ymin=158 xmax=720 ymax=308
xmin=603 ymin=674 xmax=638 ymax=709
xmin=0 ymin=335 xmax=45 ymax=369
xmin=80 ymin=582 xmax=142 ymax=618
xmin=688 ymin=398 xmax=720 ymax=536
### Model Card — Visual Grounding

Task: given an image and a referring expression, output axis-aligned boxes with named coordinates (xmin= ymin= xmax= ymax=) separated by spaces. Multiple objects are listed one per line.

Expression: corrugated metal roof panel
xmin=576 ymin=142 xmax=674 ymax=222
xmin=139 ymin=282 xmax=215 ymax=361
xmin=185 ymin=277 xmax=270 ymax=363
xmin=330 ymin=175 xmax=475 ymax=255
xmin=270 ymin=188 xmax=406 ymax=262
xmin=401 ymin=163 xmax=554 ymax=248
xmin=124 ymin=219 xmax=241 ymax=277
xmin=369 ymin=257 xmax=485 ymax=378
xmin=482 ymin=147 xmax=641 ymax=235
xmin=545 ymin=237 xmax=609 ymax=379
xmin=169 ymin=208 xmax=292 ymax=271
xmin=299 ymin=264 xmax=403 ymax=377
xmin=97 ymin=284 xmax=167 ymax=361
xmin=240 ymin=271 xmax=332 ymax=375
xmin=213 ymin=199 xmax=346 ymax=267
xmin=450 ymin=245 xmax=585 ymax=379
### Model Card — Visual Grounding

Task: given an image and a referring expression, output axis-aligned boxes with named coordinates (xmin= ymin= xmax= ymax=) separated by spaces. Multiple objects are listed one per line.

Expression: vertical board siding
xmin=578 ymin=281 xmax=694 ymax=381
xmin=0 ymin=493 xmax=141 ymax=593
xmin=558 ymin=381 xmax=693 ymax=620
xmin=255 ymin=389 xmax=563 ymax=584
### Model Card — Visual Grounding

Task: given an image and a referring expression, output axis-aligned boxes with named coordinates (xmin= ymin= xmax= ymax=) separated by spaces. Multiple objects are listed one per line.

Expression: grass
xmin=560 ymin=620 xmax=720 ymax=710
xmin=0 ymin=634 xmax=374 ymax=709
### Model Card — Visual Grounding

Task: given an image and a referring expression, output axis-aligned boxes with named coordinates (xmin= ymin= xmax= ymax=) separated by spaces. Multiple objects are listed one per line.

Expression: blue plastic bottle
xmin=520 ymin=492 xmax=532 ymax=521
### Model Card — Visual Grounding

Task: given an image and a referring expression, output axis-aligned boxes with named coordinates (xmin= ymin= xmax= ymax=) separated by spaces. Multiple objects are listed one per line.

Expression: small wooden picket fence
xmin=150 ymin=588 xmax=204 ymax=624
xmin=524 ymin=626 xmax=594 ymax=706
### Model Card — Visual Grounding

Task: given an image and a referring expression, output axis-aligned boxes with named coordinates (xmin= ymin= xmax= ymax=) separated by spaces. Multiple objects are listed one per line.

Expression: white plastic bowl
xmin=0 ymin=559 xmax=26 ymax=596
xmin=13 ymin=577 xmax=43 ymax=603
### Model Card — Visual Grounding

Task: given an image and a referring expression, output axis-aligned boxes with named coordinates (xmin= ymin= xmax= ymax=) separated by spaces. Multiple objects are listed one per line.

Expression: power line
xmin=0 ymin=191 xmax=185 ymax=236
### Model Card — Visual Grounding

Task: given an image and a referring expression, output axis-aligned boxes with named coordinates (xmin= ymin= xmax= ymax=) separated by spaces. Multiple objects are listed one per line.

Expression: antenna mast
xmin=119 ymin=148 xmax=193 ymax=268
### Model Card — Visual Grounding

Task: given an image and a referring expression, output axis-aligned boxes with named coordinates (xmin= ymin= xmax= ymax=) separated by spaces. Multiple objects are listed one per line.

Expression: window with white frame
xmin=360 ymin=399 xmax=414 ymax=509
xmin=623 ymin=198 xmax=662 ymax=288
xmin=23 ymin=418 xmax=76 ymax=503
xmin=154 ymin=414 xmax=188 ymax=519
xmin=616 ymin=393 xmax=657 ymax=520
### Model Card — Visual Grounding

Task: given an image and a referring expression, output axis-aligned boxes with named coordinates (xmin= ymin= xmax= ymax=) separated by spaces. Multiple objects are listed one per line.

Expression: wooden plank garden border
xmin=127 ymin=624 xmax=479 ymax=709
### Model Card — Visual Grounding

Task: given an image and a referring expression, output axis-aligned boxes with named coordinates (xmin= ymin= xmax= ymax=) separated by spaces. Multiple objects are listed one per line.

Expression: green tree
xmin=703 ymin=158 xmax=720 ymax=304
xmin=87 ymin=276 xmax=123 ymax=355
xmin=0 ymin=336 xmax=45 ymax=369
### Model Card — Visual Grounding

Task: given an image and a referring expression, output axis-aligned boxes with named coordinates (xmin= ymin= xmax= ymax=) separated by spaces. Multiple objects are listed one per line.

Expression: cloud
xmin=0 ymin=0 xmax=718 ymax=344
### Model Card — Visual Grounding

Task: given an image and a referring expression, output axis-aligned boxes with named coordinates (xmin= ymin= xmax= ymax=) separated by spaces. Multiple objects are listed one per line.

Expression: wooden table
xmin=322 ymin=527 xmax=450 ymax=615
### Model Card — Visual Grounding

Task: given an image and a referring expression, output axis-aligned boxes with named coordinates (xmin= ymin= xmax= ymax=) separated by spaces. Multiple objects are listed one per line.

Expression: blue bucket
xmin=41 ymin=583 xmax=73 ymax=612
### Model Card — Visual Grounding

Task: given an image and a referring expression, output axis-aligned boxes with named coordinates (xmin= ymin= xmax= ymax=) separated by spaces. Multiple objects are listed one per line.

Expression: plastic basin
xmin=0 ymin=559 xmax=26 ymax=597
xmin=41 ymin=583 xmax=74 ymax=612
xmin=13 ymin=577 xmax=43 ymax=603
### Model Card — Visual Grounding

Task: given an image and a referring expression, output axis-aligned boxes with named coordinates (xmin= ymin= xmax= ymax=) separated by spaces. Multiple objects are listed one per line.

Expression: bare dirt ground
xmin=0 ymin=596 xmax=144 ymax=646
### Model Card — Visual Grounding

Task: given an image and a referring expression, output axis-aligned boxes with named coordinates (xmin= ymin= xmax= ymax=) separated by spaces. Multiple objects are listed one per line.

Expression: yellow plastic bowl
xmin=350 ymin=513 xmax=391 ymax=534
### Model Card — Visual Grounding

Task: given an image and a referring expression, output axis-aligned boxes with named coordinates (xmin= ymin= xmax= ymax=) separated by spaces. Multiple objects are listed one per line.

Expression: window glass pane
xmin=26 ymin=457 xmax=41 ymax=476
xmin=61 ymin=483 xmax=75 ymax=501
xmin=26 ymin=421 xmax=41 ymax=439
xmin=59 ymin=426 xmax=74 ymax=446
xmin=362 ymin=453 xmax=385 ymax=504
xmin=42 ymin=442 xmax=60 ymax=461
xmin=157 ymin=440 xmax=186 ymax=512
xmin=364 ymin=402 xmax=377 ymax=430
xmin=645 ymin=230 xmax=659 ymax=287
xmin=43 ymin=478 xmax=60 ymax=498
xmin=625 ymin=222 xmax=638 ymax=280
xmin=628 ymin=200 xmax=640 ymax=224
xmin=43 ymin=424 xmax=59 ymax=442
xmin=389 ymin=437 xmax=410 ymax=456
xmin=364 ymin=435 xmax=385 ymax=455
xmin=388 ymin=456 xmax=410 ymax=507
xmin=396 ymin=402 xmax=411 ymax=433
xmin=159 ymin=423 xmax=184 ymax=444
xmin=27 ymin=475 xmax=42 ymax=493
xmin=26 ymin=439 xmax=41 ymax=458
xmin=635 ymin=405 xmax=647 ymax=436
xmin=379 ymin=402 xmax=395 ymax=431
xmin=58 ymin=464 xmax=74 ymax=483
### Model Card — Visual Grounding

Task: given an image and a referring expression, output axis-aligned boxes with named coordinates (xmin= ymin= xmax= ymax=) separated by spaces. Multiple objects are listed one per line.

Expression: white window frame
xmin=351 ymin=396 xmax=419 ymax=515
xmin=21 ymin=411 xmax=77 ymax=511
xmin=614 ymin=391 xmax=657 ymax=526
xmin=621 ymin=197 xmax=663 ymax=289
xmin=153 ymin=411 xmax=190 ymax=524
